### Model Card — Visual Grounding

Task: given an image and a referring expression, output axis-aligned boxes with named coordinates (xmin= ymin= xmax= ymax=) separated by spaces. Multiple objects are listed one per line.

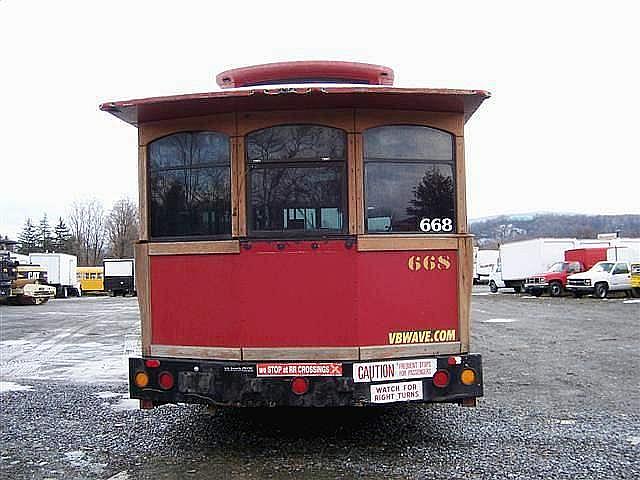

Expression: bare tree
xmin=106 ymin=198 xmax=139 ymax=259
xmin=67 ymin=199 xmax=106 ymax=266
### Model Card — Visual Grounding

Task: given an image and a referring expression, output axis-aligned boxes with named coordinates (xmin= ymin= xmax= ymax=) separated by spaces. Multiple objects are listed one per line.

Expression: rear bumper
xmin=129 ymin=354 xmax=483 ymax=408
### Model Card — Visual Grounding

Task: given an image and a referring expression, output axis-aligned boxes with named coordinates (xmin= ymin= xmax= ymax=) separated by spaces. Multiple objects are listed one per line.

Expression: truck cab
xmin=524 ymin=261 xmax=583 ymax=297
xmin=566 ymin=261 xmax=633 ymax=298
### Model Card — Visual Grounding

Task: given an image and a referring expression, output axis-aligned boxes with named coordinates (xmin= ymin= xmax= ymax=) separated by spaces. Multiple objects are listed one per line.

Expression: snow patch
xmin=0 ymin=339 xmax=29 ymax=347
xmin=0 ymin=381 xmax=34 ymax=393
xmin=623 ymin=299 xmax=640 ymax=304
xmin=483 ymin=318 xmax=518 ymax=323
xmin=627 ymin=436 xmax=640 ymax=446
xmin=110 ymin=398 xmax=139 ymax=411
xmin=95 ymin=391 xmax=123 ymax=399
xmin=107 ymin=472 xmax=130 ymax=480
xmin=107 ymin=471 xmax=129 ymax=480
xmin=472 ymin=292 xmax=493 ymax=296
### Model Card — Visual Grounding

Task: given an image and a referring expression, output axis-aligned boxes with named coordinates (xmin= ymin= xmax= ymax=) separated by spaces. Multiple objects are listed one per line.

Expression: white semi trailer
xmin=29 ymin=253 xmax=81 ymax=297
xmin=103 ymin=258 xmax=136 ymax=296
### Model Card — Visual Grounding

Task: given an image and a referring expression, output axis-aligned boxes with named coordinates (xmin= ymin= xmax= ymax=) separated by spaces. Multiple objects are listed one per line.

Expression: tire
xmin=594 ymin=283 xmax=608 ymax=299
xmin=513 ymin=285 xmax=522 ymax=294
xmin=489 ymin=281 xmax=498 ymax=293
xmin=549 ymin=282 xmax=563 ymax=297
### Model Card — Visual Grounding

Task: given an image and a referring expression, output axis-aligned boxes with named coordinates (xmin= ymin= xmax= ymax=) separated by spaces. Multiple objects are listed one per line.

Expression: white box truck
xmin=489 ymin=239 xmax=578 ymax=293
xmin=103 ymin=258 xmax=136 ymax=296
xmin=606 ymin=239 xmax=640 ymax=262
xmin=28 ymin=253 xmax=81 ymax=298
xmin=474 ymin=249 xmax=499 ymax=284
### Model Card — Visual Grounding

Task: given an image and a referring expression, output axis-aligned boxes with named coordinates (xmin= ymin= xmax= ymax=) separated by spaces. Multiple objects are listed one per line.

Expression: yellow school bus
xmin=77 ymin=266 xmax=104 ymax=293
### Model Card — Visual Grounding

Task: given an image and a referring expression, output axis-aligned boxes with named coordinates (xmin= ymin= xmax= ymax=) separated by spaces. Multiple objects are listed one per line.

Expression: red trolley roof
xmin=100 ymin=62 xmax=490 ymax=126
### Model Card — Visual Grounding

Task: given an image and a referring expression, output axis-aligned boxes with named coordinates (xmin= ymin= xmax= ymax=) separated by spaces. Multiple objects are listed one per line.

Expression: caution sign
xmin=256 ymin=363 xmax=343 ymax=377
xmin=370 ymin=381 xmax=423 ymax=403
xmin=353 ymin=358 xmax=437 ymax=383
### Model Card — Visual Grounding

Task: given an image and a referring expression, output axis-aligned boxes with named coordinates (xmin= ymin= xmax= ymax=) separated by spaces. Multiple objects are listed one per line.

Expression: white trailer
xmin=492 ymin=239 xmax=578 ymax=292
xmin=28 ymin=253 xmax=80 ymax=298
xmin=606 ymin=239 xmax=640 ymax=262
xmin=103 ymin=258 xmax=136 ymax=296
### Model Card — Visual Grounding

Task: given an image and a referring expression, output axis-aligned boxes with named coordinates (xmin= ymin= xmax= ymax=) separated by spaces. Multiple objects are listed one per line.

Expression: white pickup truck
xmin=566 ymin=261 xmax=633 ymax=299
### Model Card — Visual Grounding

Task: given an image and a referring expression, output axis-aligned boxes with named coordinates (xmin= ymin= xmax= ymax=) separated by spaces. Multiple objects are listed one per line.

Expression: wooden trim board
xmin=148 ymin=240 xmax=240 ymax=256
xmin=151 ymin=344 xmax=242 ymax=361
xmin=357 ymin=235 xmax=458 ymax=251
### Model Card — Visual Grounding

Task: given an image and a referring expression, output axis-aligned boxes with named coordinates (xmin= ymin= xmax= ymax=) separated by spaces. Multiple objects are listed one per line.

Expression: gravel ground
xmin=1 ymin=291 xmax=638 ymax=479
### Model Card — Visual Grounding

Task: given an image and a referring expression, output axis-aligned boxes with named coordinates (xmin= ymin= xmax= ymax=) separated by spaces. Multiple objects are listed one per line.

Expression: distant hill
xmin=469 ymin=213 xmax=640 ymax=248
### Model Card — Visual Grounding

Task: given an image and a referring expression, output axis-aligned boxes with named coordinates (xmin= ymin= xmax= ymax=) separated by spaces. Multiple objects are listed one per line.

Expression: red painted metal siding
xmin=150 ymin=240 xmax=458 ymax=348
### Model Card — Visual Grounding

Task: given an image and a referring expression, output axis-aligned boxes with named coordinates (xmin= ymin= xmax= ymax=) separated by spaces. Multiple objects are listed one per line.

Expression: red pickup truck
xmin=524 ymin=248 xmax=607 ymax=297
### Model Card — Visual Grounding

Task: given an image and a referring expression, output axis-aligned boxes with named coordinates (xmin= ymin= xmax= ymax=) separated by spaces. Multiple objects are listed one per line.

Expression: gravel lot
xmin=1 ymin=291 xmax=638 ymax=479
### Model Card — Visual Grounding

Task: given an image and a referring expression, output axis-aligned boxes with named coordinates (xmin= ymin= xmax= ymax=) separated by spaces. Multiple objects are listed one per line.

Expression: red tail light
xmin=291 ymin=377 xmax=309 ymax=395
xmin=145 ymin=359 xmax=160 ymax=368
xmin=158 ymin=371 xmax=175 ymax=390
xmin=433 ymin=370 xmax=450 ymax=388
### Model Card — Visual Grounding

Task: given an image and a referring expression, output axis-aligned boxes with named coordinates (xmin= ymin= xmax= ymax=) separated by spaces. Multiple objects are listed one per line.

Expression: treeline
xmin=470 ymin=213 xmax=640 ymax=247
xmin=12 ymin=197 xmax=138 ymax=267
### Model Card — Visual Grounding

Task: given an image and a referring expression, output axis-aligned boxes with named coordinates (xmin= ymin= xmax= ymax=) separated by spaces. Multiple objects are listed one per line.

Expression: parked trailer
xmin=28 ymin=253 xmax=80 ymax=297
xmin=103 ymin=259 xmax=135 ymax=296
xmin=101 ymin=60 xmax=489 ymax=408
xmin=606 ymin=239 xmax=640 ymax=263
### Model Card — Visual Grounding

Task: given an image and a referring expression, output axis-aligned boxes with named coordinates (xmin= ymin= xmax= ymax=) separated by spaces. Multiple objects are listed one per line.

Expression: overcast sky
xmin=1 ymin=0 xmax=638 ymax=239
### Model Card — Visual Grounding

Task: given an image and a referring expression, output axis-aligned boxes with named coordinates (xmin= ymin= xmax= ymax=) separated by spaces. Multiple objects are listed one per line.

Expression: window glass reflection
xmin=246 ymin=125 xmax=347 ymax=235
xmin=247 ymin=125 xmax=346 ymax=163
xmin=250 ymin=166 xmax=344 ymax=232
xmin=148 ymin=132 xmax=231 ymax=238
xmin=364 ymin=126 xmax=455 ymax=234
xmin=364 ymin=125 xmax=452 ymax=161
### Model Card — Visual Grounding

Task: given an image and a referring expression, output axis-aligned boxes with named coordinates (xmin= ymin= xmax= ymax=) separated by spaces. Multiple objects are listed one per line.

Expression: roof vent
xmin=216 ymin=61 xmax=394 ymax=89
